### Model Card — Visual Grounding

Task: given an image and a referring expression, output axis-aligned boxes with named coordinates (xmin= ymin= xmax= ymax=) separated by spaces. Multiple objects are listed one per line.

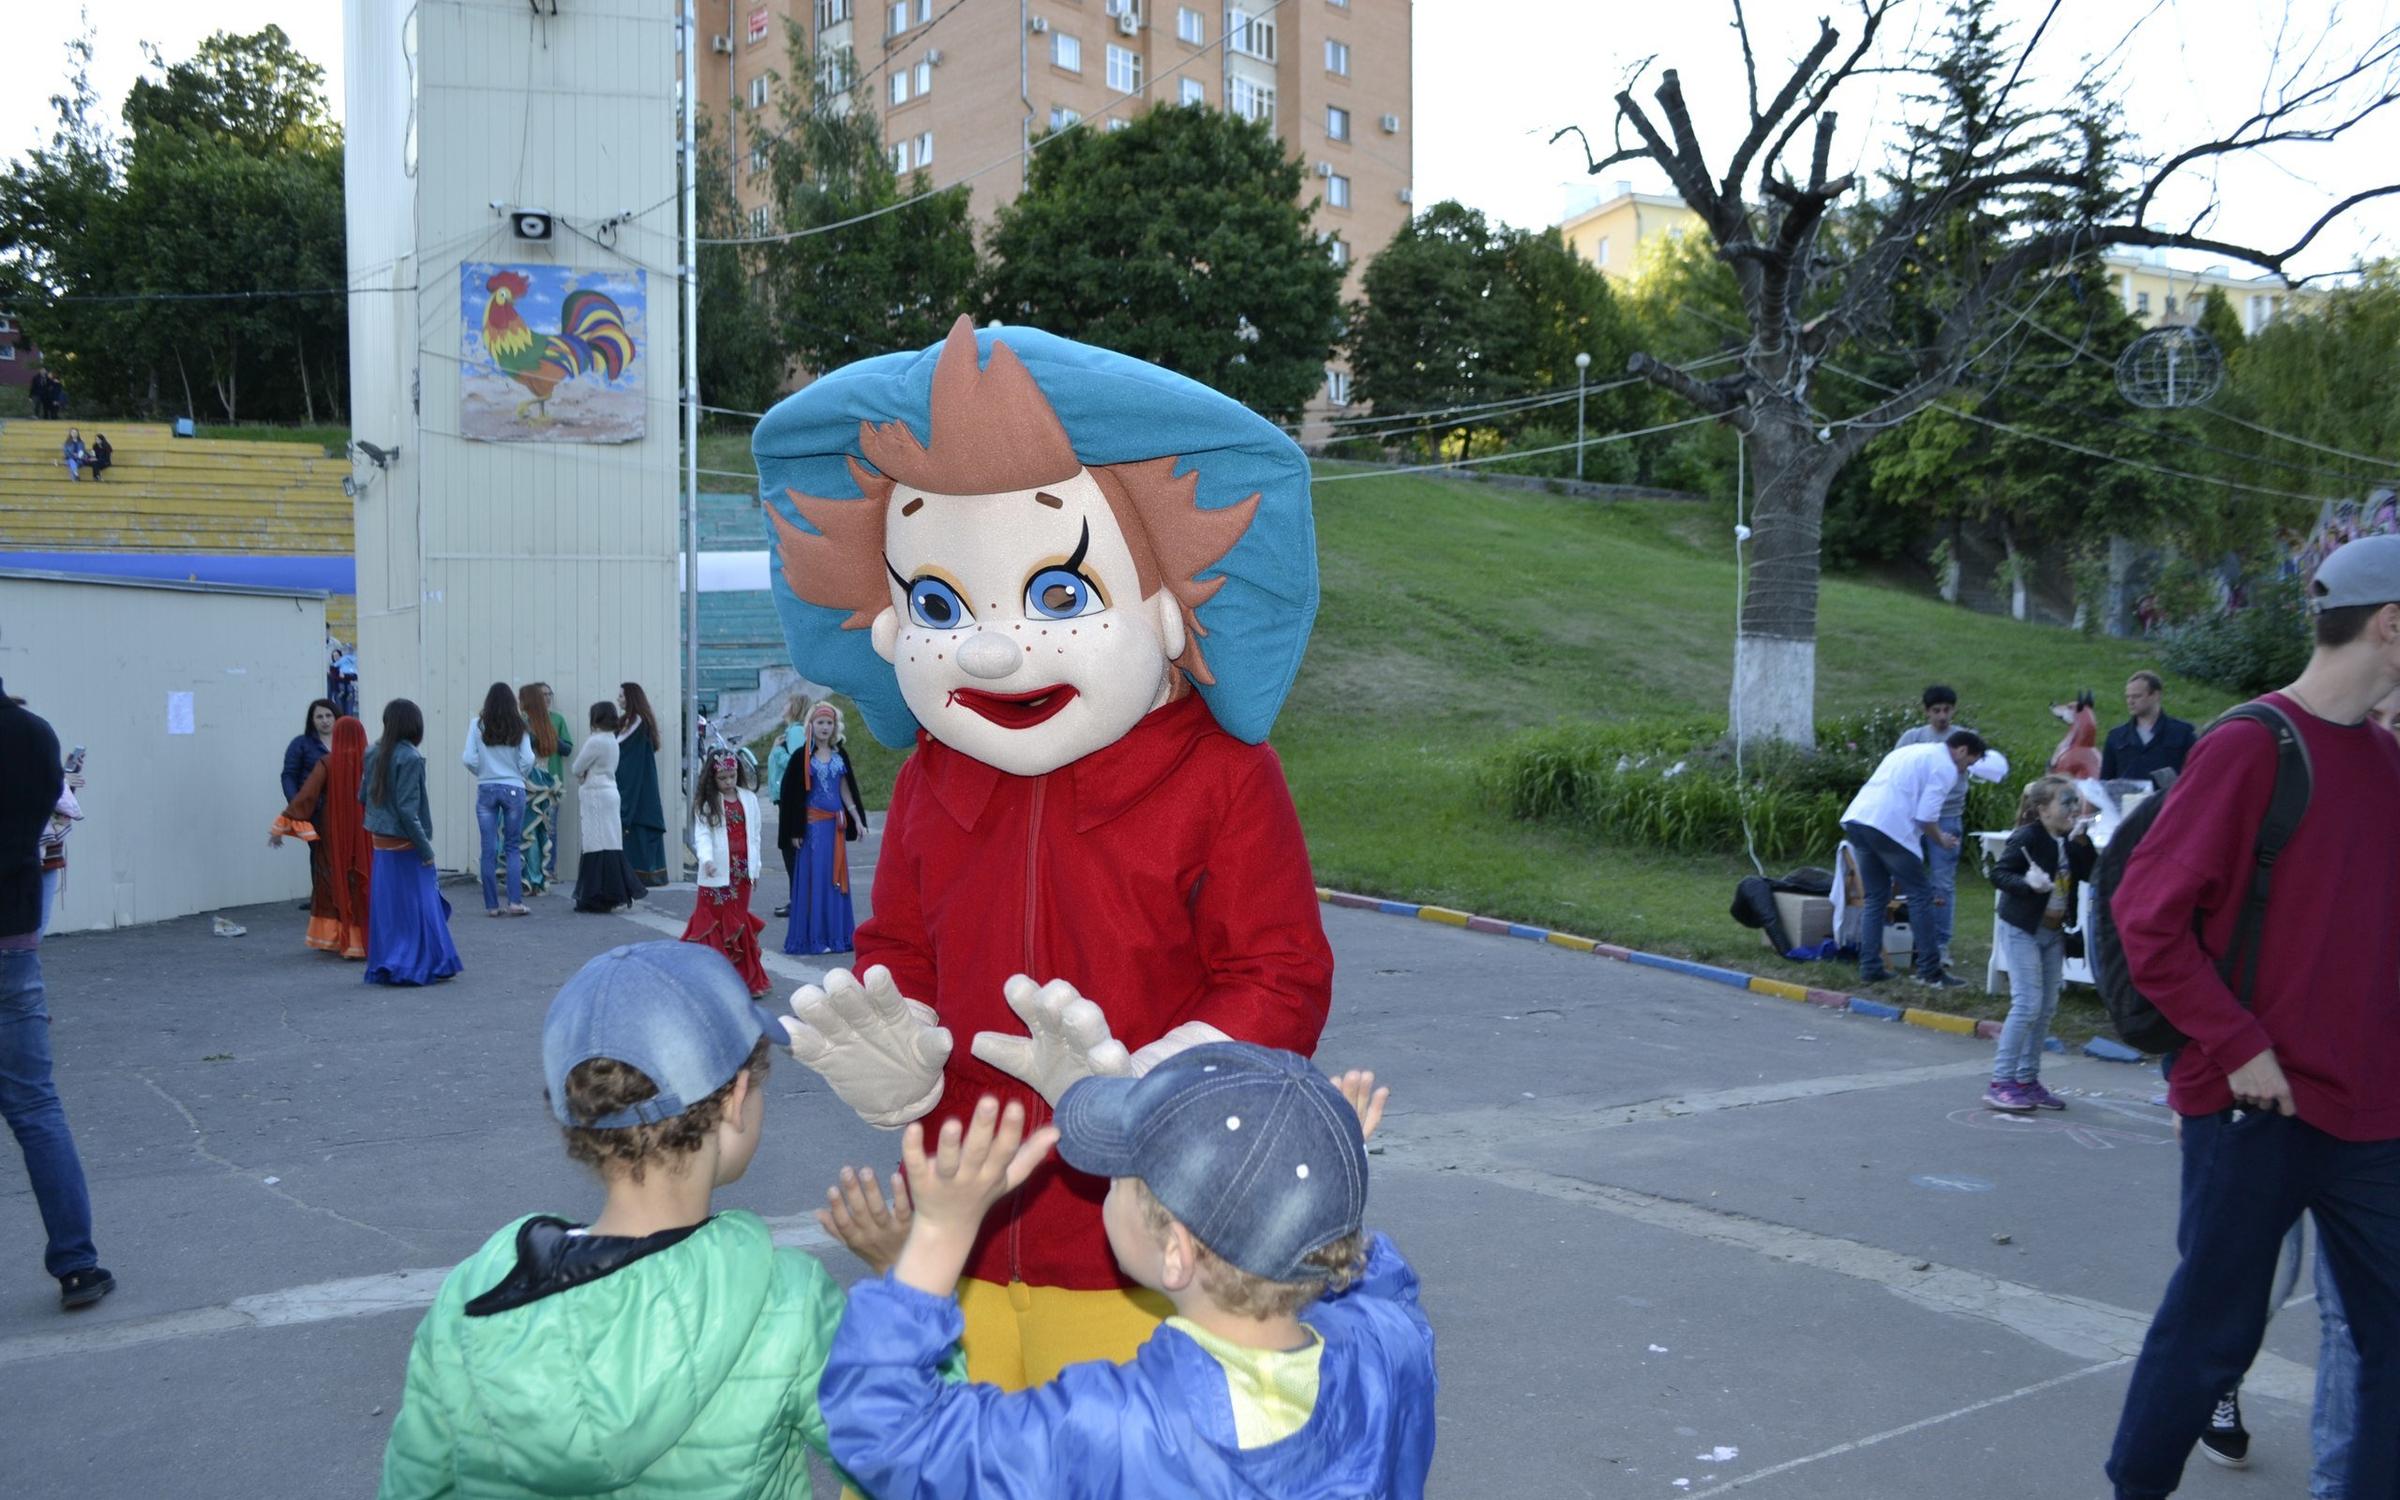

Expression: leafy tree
xmin=981 ymin=105 xmax=1344 ymax=419
xmin=2210 ymin=264 xmax=2400 ymax=502
xmin=755 ymin=28 xmax=978 ymax=376
xmin=2195 ymin=288 xmax=2246 ymax=355
xmin=693 ymin=115 xmax=787 ymax=419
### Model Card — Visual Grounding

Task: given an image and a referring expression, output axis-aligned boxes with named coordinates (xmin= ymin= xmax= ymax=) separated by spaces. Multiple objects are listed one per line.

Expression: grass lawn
xmin=191 ymin=423 xmax=353 ymax=455
xmin=1274 ymin=467 xmax=2236 ymax=1038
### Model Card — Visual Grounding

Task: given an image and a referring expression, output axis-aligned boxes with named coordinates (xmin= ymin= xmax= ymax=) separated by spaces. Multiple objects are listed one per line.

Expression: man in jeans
xmin=0 ymin=680 xmax=113 ymax=1309
xmin=1839 ymin=729 xmax=1989 ymax=990
xmin=2104 ymin=533 xmax=2400 ymax=1498
xmin=1895 ymin=684 xmax=2009 ymax=977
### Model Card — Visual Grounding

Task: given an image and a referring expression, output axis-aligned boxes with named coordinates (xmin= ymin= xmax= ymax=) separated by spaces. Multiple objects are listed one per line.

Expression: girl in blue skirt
xmin=359 ymin=699 xmax=462 ymax=986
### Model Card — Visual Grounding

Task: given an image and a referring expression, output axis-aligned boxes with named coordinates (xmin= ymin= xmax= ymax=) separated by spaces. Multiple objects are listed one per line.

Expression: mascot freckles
xmin=756 ymin=315 xmax=1334 ymax=1387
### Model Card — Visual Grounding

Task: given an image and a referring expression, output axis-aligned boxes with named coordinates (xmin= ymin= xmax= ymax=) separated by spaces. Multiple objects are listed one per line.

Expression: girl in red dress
xmin=680 ymin=752 xmax=771 ymax=997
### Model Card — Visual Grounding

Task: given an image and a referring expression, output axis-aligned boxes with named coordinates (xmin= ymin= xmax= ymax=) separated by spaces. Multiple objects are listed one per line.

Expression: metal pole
xmin=1573 ymin=351 xmax=1591 ymax=482
xmin=682 ymin=0 xmax=702 ymax=845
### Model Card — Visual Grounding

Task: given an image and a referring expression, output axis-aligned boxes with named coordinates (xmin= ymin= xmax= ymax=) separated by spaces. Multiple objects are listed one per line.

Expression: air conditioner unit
xmin=711 ymin=34 xmax=734 ymax=54
xmin=1396 ymin=188 xmax=1413 ymax=204
xmin=1029 ymin=16 xmax=1050 ymax=32
xmin=1116 ymin=11 xmax=1140 ymax=35
xmin=1380 ymin=113 xmax=1399 ymax=133
xmin=925 ymin=48 xmax=943 ymax=64
xmin=1316 ymin=161 xmax=1334 ymax=177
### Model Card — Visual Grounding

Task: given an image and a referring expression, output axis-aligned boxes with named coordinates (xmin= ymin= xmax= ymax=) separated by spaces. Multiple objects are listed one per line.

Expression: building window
xmin=750 ymin=205 xmax=773 ymax=236
xmin=1049 ymin=105 xmax=1082 ymax=130
xmin=1106 ymin=44 xmax=1142 ymax=92
xmin=1177 ymin=5 xmax=1204 ymax=43
xmin=1326 ymin=105 xmax=1349 ymax=142
xmin=917 ymin=131 xmax=934 ymax=165
xmin=1325 ymin=367 xmax=1352 ymax=405
xmin=1327 ymin=172 xmax=1350 ymax=209
xmin=1106 ymin=117 xmax=1130 ymax=132
xmin=817 ymin=53 xmax=853 ymax=94
xmin=748 ymin=75 xmax=771 ymax=110
xmin=889 ymin=1 xmax=908 ymax=35
xmin=914 ymin=59 xmax=933 ymax=95
xmin=2136 ymin=290 xmax=2151 ymax=314
xmin=2165 ymin=295 xmax=2179 ymax=316
xmin=1327 ymin=235 xmax=1349 ymax=268
xmin=891 ymin=71 xmax=909 ymax=105
xmin=1325 ymin=38 xmax=1350 ymax=75
xmin=1180 ymin=76 xmax=1207 ymax=106
xmin=892 ymin=140 xmax=911 ymax=173
xmin=815 ymin=0 xmax=852 ymax=29
xmin=749 ymin=143 xmax=770 ymax=178
xmin=919 ymin=0 xmax=932 ymax=19
xmin=1230 ymin=76 xmax=1275 ymax=126
xmin=1594 ymin=236 xmax=1610 ymax=267
xmin=1228 ymin=9 xmax=1275 ymax=61
xmin=1054 ymin=32 xmax=1082 ymax=71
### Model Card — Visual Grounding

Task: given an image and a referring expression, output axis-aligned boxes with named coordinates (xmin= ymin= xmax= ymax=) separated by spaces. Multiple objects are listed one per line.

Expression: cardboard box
xmin=1775 ymin=892 xmax=1833 ymax=946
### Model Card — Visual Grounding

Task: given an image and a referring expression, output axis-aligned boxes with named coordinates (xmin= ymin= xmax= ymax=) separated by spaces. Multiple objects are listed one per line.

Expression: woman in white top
xmin=569 ymin=701 xmax=646 ymax=913
xmin=461 ymin=682 xmax=538 ymax=916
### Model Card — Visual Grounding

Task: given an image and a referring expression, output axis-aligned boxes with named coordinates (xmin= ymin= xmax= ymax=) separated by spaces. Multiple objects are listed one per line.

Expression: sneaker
xmin=59 ymin=1267 xmax=116 ymax=1310
xmin=1983 ymin=1082 xmax=2035 ymax=1113
xmin=773 ymin=903 xmax=791 ymax=918
xmin=1912 ymin=973 xmax=1974 ymax=991
xmin=2199 ymin=1391 xmax=2250 ymax=1468
xmin=2019 ymin=1080 xmax=2067 ymax=1110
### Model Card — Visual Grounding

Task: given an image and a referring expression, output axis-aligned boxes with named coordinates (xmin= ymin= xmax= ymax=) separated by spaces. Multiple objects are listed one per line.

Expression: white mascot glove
xmin=971 ymin=977 xmax=1235 ymax=1104
xmin=2022 ymin=864 xmax=2055 ymax=893
xmin=1129 ymin=1021 xmax=1232 ymax=1077
xmin=780 ymin=965 xmax=953 ymax=1129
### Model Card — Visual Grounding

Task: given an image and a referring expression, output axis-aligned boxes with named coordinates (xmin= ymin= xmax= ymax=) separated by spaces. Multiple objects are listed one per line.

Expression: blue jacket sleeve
xmin=283 ymin=736 xmax=308 ymax=802
xmin=2099 ymin=726 xmax=2121 ymax=783
xmin=1310 ymin=1234 xmax=1438 ymax=1499
xmin=823 ymin=1277 xmax=1131 ymax=1500
xmin=392 ymin=755 xmax=436 ymax=860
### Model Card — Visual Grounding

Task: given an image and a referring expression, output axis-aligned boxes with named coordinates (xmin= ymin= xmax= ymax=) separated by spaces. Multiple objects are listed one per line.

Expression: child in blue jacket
xmin=816 ymin=1043 xmax=1436 ymax=1498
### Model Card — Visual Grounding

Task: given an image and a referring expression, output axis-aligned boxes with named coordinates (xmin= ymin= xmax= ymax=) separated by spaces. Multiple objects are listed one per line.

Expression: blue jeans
xmin=475 ymin=783 xmax=528 ymax=911
xmin=2315 ymin=1227 xmax=2358 ymax=1498
xmin=1842 ymin=822 xmax=1943 ymax=981
xmin=0 ymin=948 xmax=99 ymax=1278
xmin=2107 ymin=1112 xmax=2399 ymax=1498
xmin=1926 ymin=813 xmax=1963 ymax=962
xmin=1992 ymin=922 xmax=2063 ymax=1083
xmin=38 ymin=867 xmax=59 ymax=935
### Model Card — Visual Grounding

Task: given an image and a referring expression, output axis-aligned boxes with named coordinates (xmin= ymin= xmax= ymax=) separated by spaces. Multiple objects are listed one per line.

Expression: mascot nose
xmin=956 ymin=630 xmax=1022 ymax=681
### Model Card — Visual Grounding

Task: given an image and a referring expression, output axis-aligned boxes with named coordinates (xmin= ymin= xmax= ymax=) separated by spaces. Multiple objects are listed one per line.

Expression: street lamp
xmin=1573 ymin=351 xmax=1592 ymax=481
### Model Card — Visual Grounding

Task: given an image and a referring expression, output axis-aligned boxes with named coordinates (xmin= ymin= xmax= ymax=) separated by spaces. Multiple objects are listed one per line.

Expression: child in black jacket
xmin=1983 ymin=775 xmax=2096 ymax=1112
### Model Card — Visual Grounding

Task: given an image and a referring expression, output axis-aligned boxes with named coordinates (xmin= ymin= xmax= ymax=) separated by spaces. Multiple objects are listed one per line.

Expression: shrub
xmin=2161 ymin=576 xmax=2311 ymax=697
xmin=1318 ymin=435 xmax=1388 ymax=463
xmin=1488 ymin=706 xmax=2046 ymax=863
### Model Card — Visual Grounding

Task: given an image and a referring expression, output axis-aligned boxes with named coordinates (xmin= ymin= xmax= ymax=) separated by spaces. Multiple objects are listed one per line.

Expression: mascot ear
xmin=870 ymin=605 xmax=901 ymax=664
xmin=1151 ymin=588 xmax=1186 ymax=666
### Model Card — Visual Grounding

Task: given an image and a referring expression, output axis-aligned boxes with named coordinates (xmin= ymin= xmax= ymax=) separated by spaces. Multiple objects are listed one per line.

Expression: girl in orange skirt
xmin=680 ymin=751 xmax=770 ymax=996
xmin=269 ymin=717 xmax=372 ymax=959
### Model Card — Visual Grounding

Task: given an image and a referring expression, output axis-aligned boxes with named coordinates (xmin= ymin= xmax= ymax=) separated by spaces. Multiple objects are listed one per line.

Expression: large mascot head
xmin=757 ymin=317 xmax=1317 ymax=776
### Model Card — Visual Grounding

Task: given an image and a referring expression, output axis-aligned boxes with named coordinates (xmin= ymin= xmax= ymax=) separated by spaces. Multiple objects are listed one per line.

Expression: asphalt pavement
xmin=0 ymin=815 xmax=2326 ymax=1498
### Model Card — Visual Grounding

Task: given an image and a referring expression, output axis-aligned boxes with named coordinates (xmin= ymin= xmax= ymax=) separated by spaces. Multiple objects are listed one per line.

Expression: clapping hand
xmin=892 ymin=1097 xmax=1059 ymax=1296
xmin=1332 ymin=1069 xmax=1390 ymax=1142
xmin=816 ymin=1165 xmax=913 ymax=1275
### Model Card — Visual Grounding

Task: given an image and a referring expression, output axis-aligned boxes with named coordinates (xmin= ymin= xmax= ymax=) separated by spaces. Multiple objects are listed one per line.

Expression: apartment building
xmin=1556 ymin=181 xmax=2323 ymax=333
xmin=693 ymin=1 xmax=1412 ymax=413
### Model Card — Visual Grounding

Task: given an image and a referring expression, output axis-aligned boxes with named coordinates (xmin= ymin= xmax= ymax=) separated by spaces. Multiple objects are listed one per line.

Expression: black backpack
xmin=2092 ymin=702 xmax=2312 ymax=1054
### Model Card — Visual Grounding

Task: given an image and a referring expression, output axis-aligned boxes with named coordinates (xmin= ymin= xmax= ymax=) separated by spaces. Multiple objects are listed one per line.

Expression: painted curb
xmin=1312 ymin=889 xmax=2151 ymax=1064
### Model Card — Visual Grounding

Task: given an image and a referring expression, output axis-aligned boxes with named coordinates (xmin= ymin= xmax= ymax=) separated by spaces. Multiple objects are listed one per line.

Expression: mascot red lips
xmin=948 ymin=684 xmax=1081 ymax=729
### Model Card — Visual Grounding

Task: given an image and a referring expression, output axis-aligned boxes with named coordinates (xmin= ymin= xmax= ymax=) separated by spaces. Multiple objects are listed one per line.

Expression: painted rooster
xmin=479 ymin=271 xmax=636 ymax=423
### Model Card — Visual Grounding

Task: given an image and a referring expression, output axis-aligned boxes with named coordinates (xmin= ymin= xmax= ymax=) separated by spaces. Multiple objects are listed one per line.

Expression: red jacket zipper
xmin=1011 ymin=774 xmax=1047 ymax=1285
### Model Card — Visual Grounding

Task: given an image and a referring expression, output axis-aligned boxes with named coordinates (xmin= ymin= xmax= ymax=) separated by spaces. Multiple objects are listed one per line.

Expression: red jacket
xmin=858 ymin=693 xmax=1335 ymax=1289
xmin=2113 ymin=693 xmax=2400 ymax=1139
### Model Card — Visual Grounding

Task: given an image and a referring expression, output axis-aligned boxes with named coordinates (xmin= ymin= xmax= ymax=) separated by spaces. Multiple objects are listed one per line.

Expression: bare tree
xmin=1558 ymin=0 xmax=2400 ymax=746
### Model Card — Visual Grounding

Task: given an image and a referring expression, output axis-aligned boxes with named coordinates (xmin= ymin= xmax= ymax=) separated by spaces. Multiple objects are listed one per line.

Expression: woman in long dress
xmin=570 ymin=701 xmax=647 ymax=913
xmin=359 ymin=699 xmax=462 ymax=985
xmin=613 ymin=681 xmax=670 ymax=886
xmin=680 ymin=752 xmax=770 ymax=996
xmin=514 ymin=683 xmax=572 ymax=895
xmin=783 ymin=700 xmax=867 ymax=956
xmin=269 ymin=716 xmax=373 ymax=958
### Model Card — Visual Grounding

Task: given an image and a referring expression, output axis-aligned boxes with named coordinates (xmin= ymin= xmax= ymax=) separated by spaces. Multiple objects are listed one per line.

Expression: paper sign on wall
xmin=166 ymin=692 xmax=195 ymax=735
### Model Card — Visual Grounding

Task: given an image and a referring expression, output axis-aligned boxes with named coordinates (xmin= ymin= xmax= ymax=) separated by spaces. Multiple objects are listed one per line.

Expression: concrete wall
xmin=0 ymin=573 xmax=327 ymax=933
xmin=346 ymin=0 xmax=686 ymax=874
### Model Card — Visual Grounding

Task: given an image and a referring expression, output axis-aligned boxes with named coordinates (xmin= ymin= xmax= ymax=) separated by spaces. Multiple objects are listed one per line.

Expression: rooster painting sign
xmin=459 ymin=264 xmax=645 ymax=443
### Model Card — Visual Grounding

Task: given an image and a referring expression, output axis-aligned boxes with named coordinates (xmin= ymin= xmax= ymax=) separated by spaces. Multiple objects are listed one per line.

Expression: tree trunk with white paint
xmin=1731 ymin=420 xmax=1840 ymax=749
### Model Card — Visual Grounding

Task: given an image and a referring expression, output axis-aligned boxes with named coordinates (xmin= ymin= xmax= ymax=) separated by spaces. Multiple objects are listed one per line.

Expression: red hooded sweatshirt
xmin=857 ymin=693 xmax=1335 ymax=1290
xmin=2111 ymin=692 xmax=2400 ymax=1139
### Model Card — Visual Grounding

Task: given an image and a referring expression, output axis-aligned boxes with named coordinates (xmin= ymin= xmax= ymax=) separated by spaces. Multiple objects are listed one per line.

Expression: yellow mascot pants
xmin=955 ymin=1276 xmax=1174 ymax=1389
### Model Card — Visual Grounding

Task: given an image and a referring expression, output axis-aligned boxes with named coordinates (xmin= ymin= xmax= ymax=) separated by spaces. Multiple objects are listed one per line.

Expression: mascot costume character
xmin=756 ymin=316 xmax=1335 ymax=1387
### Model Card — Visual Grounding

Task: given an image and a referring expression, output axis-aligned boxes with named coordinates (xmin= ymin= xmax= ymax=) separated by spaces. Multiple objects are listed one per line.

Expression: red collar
xmin=917 ymin=693 xmax=1221 ymax=834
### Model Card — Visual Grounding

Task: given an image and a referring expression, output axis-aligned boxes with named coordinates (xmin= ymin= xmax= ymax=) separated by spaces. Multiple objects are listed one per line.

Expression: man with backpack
xmin=2102 ymin=534 xmax=2400 ymax=1499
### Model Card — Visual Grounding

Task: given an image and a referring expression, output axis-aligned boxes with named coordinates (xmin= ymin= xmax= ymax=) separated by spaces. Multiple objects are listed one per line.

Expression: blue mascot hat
xmin=753 ymin=320 xmax=1318 ymax=749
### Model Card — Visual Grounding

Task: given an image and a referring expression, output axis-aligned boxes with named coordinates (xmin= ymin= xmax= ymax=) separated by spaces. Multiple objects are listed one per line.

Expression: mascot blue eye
xmin=1024 ymin=567 xmax=1100 ymax=620
xmin=907 ymin=577 xmax=972 ymax=630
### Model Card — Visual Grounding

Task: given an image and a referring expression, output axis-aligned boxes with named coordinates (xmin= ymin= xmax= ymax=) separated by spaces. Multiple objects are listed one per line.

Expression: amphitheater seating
xmin=0 ymin=422 xmax=355 ymax=636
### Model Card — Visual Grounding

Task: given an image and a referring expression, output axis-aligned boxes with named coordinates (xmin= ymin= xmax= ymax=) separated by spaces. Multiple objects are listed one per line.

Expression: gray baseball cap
xmin=2310 ymin=533 xmax=2400 ymax=613
xmin=1054 ymin=1041 xmax=1368 ymax=1282
xmin=543 ymin=942 xmax=788 ymax=1128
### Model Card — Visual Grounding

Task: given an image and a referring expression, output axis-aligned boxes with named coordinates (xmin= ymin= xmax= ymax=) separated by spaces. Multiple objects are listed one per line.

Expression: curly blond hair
xmin=1130 ymin=1178 xmax=1366 ymax=1319
xmin=554 ymin=1037 xmax=772 ymax=1185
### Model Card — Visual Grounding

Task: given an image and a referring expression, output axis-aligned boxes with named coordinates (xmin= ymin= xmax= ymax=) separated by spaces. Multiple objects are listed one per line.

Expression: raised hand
xmin=816 ymin=1165 xmax=913 ymax=1275
xmin=1332 ymin=1069 xmax=1390 ymax=1142
xmin=969 ymin=975 xmax=1136 ymax=1105
xmin=781 ymin=965 xmax=953 ymax=1129
xmin=893 ymin=1096 xmax=1059 ymax=1297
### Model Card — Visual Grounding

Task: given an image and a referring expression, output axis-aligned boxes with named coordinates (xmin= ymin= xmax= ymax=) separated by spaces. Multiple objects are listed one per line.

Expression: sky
xmin=9 ymin=0 xmax=2398 ymax=279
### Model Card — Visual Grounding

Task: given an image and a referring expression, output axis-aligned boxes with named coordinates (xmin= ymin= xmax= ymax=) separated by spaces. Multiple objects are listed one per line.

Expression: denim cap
xmin=2310 ymin=533 xmax=2400 ymax=612
xmin=1054 ymin=1041 xmax=1367 ymax=1282
xmin=543 ymin=942 xmax=789 ymax=1128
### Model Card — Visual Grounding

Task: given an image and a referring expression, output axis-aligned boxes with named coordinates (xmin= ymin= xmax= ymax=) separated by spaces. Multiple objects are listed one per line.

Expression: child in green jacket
xmin=378 ymin=942 xmax=842 ymax=1499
